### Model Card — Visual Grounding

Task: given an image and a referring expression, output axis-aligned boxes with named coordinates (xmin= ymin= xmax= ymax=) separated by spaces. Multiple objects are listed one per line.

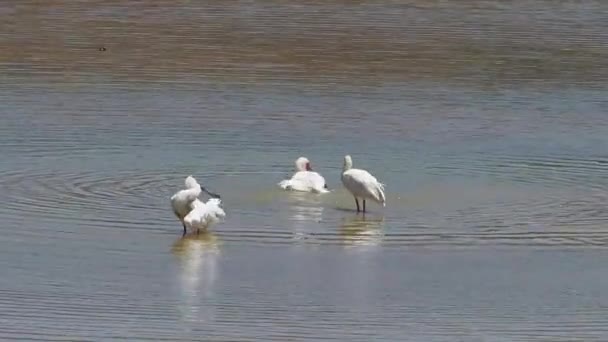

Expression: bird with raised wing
xmin=341 ymin=155 xmax=385 ymax=212
xmin=183 ymin=198 xmax=226 ymax=235
xmin=170 ymin=175 xmax=221 ymax=234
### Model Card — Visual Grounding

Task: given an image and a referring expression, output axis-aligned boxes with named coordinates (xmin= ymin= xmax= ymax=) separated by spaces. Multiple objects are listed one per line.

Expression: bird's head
xmin=343 ymin=155 xmax=353 ymax=171
xmin=200 ymin=185 xmax=221 ymax=199
xmin=295 ymin=157 xmax=312 ymax=171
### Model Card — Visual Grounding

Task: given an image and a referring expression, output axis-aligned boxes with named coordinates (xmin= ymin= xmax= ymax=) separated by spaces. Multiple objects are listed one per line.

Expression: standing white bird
xmin=170 ymin=175 xmax=221 ymax=235
xmin=278 ymin=156 xmax=329 ymax=193
xmin=183 ymin=198 xmax=226 ymax=234
xmin=341 ymin=155 xmax=386 ymax=212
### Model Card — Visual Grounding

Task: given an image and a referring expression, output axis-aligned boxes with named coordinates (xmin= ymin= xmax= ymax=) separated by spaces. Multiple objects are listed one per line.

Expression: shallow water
xmin=2 ymin=1 xmax=608 ymax=341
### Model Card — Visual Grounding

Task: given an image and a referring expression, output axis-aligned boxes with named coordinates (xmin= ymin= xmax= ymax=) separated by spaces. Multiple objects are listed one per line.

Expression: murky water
xmin=2 ymin=1 xmax=608 ymax=341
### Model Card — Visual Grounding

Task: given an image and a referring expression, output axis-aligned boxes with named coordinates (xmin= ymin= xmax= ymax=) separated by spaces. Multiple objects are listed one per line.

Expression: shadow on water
xmin=334 ymin=207 xmax=361 ymax=213
xmin=333 ymin=206 xmax=387 ymax=215
xmin=171 ymin=232 xmax=220 ymax=326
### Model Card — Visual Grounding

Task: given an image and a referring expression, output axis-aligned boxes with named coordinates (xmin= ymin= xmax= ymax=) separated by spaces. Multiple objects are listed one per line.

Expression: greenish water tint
xmin=1 ymin=1 xmax=608 ymax=341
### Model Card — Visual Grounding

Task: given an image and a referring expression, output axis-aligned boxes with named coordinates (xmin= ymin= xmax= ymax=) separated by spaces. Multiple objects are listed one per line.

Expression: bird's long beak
xmin=200 ymin=186 xmax=221 ymax=199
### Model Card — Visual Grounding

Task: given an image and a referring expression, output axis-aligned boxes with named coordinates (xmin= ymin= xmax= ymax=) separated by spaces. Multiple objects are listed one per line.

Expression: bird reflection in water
xmin=340 ymin=215 xmax=385 ymax=248
xmin=337 ymin=215 xmax=385 ymax=311
xmin=286 ymin=192 xmax=324 ymax=243
xmin=171 ymin=232 xmax=220 ymax=326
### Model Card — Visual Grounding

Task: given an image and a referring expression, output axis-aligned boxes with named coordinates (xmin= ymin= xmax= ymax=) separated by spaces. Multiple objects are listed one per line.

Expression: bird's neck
xmin=185 ymin=187 xmax=201 ymax=201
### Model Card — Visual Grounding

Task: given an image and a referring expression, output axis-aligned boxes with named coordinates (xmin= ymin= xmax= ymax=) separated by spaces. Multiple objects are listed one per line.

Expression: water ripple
xmin=2 ymin=164 xmax=608 ymax=248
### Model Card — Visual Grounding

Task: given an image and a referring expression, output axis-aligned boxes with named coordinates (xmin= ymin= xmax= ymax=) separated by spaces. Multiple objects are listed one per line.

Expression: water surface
xmin=1 ymin=1 xmax=608 ymax=341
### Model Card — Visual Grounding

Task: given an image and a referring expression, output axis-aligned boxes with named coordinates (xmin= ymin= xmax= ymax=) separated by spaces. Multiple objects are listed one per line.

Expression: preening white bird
xmin=278 ymin=157 xmax=329 ymax=193
xmin=183 ymin=198 xmax=226 ymax=234
xmin=341 ymin=155 xmax=386 ymax=212
xmin=170 ymin=175 xmax=221 ymax=235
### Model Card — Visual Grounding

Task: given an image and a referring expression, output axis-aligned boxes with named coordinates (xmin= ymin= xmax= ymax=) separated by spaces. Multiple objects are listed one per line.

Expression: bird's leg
xmin=363 ymin=199 xmax=366 ymax=213
xmin=182 ymin=223 xmax=187 ymax=236
xmin=355 ymin=198 xmax=360 ymax=212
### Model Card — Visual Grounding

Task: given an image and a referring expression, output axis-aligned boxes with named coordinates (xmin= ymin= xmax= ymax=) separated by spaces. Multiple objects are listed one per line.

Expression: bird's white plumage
xmin=278 ymin=156 xmax=329 ymax=193
xmin=184 ymin=175 xmax=199 ymax=189
xmin=278 ymin=171 xmax=328 ymax=193
xmin=183 ymin=198 xmax=226 ymax=233
xmin=341 ymin=155 xmax=386 ymax=210
xmin=170 ymin=175 xmax=203 ymax=223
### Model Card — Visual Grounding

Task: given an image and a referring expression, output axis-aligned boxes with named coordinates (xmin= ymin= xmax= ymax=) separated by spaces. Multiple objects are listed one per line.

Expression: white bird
xmin=183 ymin=198 xmax=226 ymax=234
xmin=170 ymin=175 xmax=221 ymax=235
xmin=341 ymin=155 xmax=386 ymax=212
xmin=278 ymin=156 xmax=329 ymax=193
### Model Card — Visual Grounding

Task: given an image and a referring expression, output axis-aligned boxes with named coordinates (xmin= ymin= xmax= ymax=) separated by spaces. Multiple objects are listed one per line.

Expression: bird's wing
xmin=343 ymin=169 xmax=384 ymax=202
xmin=306 ymin=171 xmax=329 ymax=193
xmin=190 ymin=198 xmax=206 ymax=210
xmin=290 ymin=171 xmax=309 ymax=182
xmin=284 ymin=172 xmax=312 ymax=191
xmin=358 ymin=171 xmax=385 ymax=204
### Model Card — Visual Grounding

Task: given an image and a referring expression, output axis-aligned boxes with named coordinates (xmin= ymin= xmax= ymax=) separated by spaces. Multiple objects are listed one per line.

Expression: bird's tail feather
xmin=377 ymin=182 xmax=386 ymax=206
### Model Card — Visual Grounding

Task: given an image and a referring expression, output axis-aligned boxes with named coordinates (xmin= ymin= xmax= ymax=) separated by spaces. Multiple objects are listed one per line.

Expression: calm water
xmin=2 ymin=1 xmax=608 ymax=341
